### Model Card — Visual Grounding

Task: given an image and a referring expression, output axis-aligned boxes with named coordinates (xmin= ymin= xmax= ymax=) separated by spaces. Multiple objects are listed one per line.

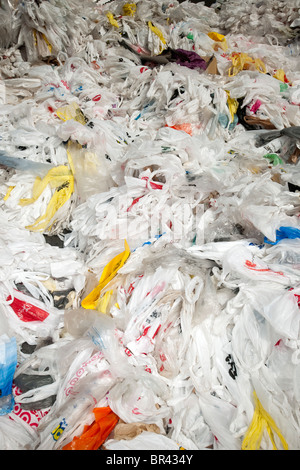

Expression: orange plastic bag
xmin=165 ymin=123 xmax=193 ymax=136
xmin=63 ymin=407 xmax=119 ymax=450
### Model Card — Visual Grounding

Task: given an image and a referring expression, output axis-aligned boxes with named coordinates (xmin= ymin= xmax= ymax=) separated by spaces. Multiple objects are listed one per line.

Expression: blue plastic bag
xmin=264 ymin=226 xmax=300 ymax=245
xmin=0 ymin=335 xmax=17 ymax=415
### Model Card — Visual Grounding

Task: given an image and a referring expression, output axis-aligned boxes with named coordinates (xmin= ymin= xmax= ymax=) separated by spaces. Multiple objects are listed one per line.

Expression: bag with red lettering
xmin=0 ymin=288 xmax=64 ymax=347
xmin=33 ymin=336 xmax=117 ymax=450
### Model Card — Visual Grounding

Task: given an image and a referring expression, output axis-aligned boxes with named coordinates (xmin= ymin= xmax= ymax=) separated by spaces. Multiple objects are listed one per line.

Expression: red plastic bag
xmin=6 ymin=291 xmax=49 ymax=322
xmin=62 ymin=406 xmax=119 ymax=450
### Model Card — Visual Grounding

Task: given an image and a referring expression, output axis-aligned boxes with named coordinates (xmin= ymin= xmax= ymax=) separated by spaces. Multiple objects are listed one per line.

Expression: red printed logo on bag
xmin=92 ymin=94 xmax=102 ymax=102
xmin=6 ymin=294 xmax=49 ymax=322
xmin=245 ymin=260 xmax=284 ymax=276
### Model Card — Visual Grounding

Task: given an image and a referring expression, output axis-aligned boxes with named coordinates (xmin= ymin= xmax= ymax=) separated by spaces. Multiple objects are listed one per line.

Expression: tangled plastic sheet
xmin=0 ymin=0 xmax=299 ymax=451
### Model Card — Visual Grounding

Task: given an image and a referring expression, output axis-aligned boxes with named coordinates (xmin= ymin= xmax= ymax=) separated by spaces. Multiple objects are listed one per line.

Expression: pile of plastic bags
xmin=0 ymin=0 xmax=299 ymax=450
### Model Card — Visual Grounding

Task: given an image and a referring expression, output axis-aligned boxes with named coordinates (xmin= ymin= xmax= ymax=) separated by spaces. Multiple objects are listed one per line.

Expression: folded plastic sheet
xmin=0 ymin=0 xmax=299 ymax=452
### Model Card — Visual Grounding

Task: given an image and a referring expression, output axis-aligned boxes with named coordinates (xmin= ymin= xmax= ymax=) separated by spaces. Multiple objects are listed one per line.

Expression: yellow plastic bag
xmin=106 ymin=11 xmax=120 ymax=28
xmin=207 ymin=31 xmax=228 ymax=51
xmin=228 ymin=53 xmax=266 ymax=77
xmin=56 ymin=102 xmax=87 ymax=126
xmin=33 ymin=30 xmax=52 ymax=53
xmin=242 ymin=391 xmax=289 ymax=450
xmin=19 ymin=165 xmax=74 ymax=232
xmin=122 ymin=3 xmax=136 ymax=16
xmin=148 ymin=21 xmax=166 ymax=52
xmin=3 ymin=186 xmax=15 ymax=201
xmin=33 ymin=29 xmax=38 ymax=47
xmin=82 ymin=241 xmax=130 ymax=310
xmin=96 ymin=290 xmax=113 ymax=314
xmin=41 ymin=33 xmax=52 ymax=54
xmin=226 ymin=90 xmax=239 ymax=123
xmin=273 ymin=69 xmax=289 ymax=83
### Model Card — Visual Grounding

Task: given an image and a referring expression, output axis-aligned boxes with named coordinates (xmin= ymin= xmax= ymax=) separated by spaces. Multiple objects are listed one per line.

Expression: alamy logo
xmin=94 ymin=195 xmax=205 ymax=244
